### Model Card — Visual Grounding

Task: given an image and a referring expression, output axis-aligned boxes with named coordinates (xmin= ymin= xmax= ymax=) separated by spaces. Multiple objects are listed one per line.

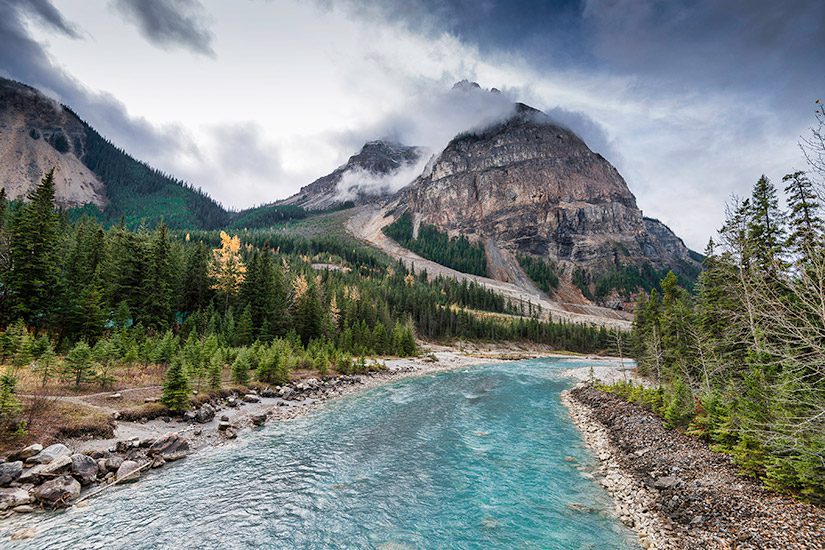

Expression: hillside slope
xmin=0 ymin=77 xmax=228 ymax=228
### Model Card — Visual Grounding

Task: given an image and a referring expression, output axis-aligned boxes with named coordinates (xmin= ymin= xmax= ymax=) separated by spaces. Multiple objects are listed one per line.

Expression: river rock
xmin=105 ymin=456 xmax=124 ymax=472
xmin=218 ymin=420 xmax=232 ymax=431
xmin=39 ymin=455 xmax=72 ymax=476
xmin=96 ymin=459 xmax=107 ymax=476
xmin=148 ymin=432 xmax=190 ymax=461
xmin=33 ymin=475 xmax=81 ymax=507
xmin=226 ymin=395 xmax=238 ymax=407
xmin=26 ymin=444 xmax=70 ymax=465
xmin=242 ymin=394 xmax=260 ymax=403
xmin=115 ymin=438 xmax=140 ymax=453
xmin=17 ymin=464 xmax=46 ymax=484
xmin=196 ymin=403 xmax=216 ymax=423
xmin=116 ymin=461 xmax=141 ymax=483
xmin=0 ymin=461 xmax=23 ymax=486
xmin=251 ymin=414 xmax=267 ymax=426
xmin=260 ymin=387 xmax=276 ymax=398
xmin=8 ymin=443 xmax=42 ymax=462
xmin=278 ymin=387 xmax=294 ymax=400
xmin=653 ymin=476 xmax=681 ymax=490
xmin=0 ymin=487 xmax=33 ymax=510
xmin=223 ymin=427 xmax=238 ymax=439
xmin=70 ymin=454 xmax=98 ymax=485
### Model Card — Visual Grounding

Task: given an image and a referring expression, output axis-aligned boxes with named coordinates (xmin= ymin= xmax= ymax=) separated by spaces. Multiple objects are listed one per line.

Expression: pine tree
xmin=748 ymin=175 xmax=785 ymax=274
xmin=63 ymin=341 xmax=95 ymax=387
xmin=0 ymin=367 xmax=21 ymax=427
xmin=141 ymin=223 xmax=173 ymax=329
xmin=32 ymin=339 xmax=57 ymax=387
xmin=783 ymin=171 xmax=823 ymax=263
xmin=162 ymin=357 xmax=191 ymax=413
xmin=208 ymin=351 xmax=223 ymax=390
xmin=231 ymin=348 xmax=251 ymax=385
xmin=8 ymin=169 xmax=61 ymax=326
xmin=235 ymin=305 xmax=254 ymax=347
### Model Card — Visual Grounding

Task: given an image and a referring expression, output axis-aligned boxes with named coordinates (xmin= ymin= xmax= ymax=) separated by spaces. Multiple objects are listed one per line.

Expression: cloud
xmin=334 ymin=155 xmax=429 ymax=202
xmin=112 ymin=0 xmax=216 ymax=58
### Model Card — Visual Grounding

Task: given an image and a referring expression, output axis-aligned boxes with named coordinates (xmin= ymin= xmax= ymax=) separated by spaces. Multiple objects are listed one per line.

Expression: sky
xmin=0 ymin=0 xmax=823 ymax=249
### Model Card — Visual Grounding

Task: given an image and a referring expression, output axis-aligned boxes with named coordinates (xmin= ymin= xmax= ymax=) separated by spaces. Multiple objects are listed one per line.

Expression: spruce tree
xmin=8 ymin=169 xmax=61 ymax=326
xmin=162 ymin=357 xmax=191 ymax=413
xmin=0 ymin=367 xmax=21 ymax=427
xmin=63 ymin=341 xmax=95 ymax=387
xmin=748 ymin=175 xmax=785 ymax=273
xmin=141 ymin=223 xmax=173 ymax=329
xmin=231 ymin=348 xmax=251 ymax=385
xmin=783 ymin=171 xmax=823 ymax=263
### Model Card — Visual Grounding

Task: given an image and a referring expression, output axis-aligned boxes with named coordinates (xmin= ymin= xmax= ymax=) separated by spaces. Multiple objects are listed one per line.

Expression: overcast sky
xmin=1 ymin=0 xmax=823 ymax=249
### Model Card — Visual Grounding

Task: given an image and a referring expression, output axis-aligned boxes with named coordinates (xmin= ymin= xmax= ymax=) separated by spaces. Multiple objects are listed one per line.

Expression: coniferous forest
xmin=0 ymin=170 xmax=615 ymax=447
xmin=610 ymin=166 xmax=825 ymax=502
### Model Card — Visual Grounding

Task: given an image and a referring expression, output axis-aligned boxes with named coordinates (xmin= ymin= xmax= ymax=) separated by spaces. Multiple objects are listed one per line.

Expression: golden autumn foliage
xmin=208 ymin=231 xmax=246 ymax=298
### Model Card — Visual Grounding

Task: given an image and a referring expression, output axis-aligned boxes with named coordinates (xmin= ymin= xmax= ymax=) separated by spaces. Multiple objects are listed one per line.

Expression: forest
xmin=383 ymin=212 xmax=488 ymax=276
xmin=0 ymin=171 xmax=616 ymax=443
xmin=613 ymin=163 xmax=825 ymax=501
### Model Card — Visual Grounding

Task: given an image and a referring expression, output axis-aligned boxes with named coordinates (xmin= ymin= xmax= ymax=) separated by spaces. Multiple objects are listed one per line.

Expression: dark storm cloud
xmin=0 ymin=0 xmax=192 ymax=167
xmin=112 ymin=0 xmax=216 ymax=58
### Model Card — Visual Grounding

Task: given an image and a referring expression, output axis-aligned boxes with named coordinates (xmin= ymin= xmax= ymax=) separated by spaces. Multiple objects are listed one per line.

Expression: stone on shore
xmin=105 ymin=456 xmax=124 ymax=472
xmin=196 ymin=403 xmax=216 ymax=423
xmin=0 ymin=487 xmax=34 ymax=511
xmin=26 ymin=443 xmax=70 ymax=465
xmin=70 ymin=454 xmax=98 ymax=485
xmin=33 ymin=475 xmax=81 ymax=507
xmin=242 ymin=394 xmax=260 ymax=403
xmin=116 ymin=461 xmax=141 ymax=483
xmin=39 ymin=455 xmax=72 ymax=476
xmin=8 ymin=443 xmax=42 ymax=462
xmin=0 ymin=461 xmax=23 ymax=487
xmin=147 ymin=432 xmax=190 ymax=461
xmin=251 ymin=414 xmax=267 ymax=426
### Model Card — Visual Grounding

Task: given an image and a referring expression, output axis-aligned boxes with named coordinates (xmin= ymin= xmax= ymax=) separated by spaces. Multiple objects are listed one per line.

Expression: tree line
xmin=622 ymin=163 xmax=825 ymax=502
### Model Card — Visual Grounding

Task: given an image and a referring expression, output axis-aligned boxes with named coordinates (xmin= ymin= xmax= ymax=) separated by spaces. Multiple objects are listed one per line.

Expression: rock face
xmin=280 ymin=140 xmax=425 ymax=211
xmin=0 ymin=78 xmax=106 ymax=207
xmin=399 ymin=101 xmax=700 ymax=280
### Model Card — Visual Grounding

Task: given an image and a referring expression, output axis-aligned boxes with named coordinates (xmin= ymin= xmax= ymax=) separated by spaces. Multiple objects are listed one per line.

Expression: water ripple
xmin=1 ymin=359 xmax=637 ymax=549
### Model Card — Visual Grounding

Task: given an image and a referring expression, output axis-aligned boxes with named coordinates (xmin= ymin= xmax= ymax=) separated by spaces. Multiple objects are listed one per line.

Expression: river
xmin=2 ymin=358 xmax=637 ymax=549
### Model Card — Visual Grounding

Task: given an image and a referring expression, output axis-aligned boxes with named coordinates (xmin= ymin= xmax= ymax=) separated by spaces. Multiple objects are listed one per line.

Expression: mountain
xmin=391 ymin=98 xmax=701 ymax=303
xmin=0 ymin=77 xmax=228 ymax=229
xmin=279 ymin=140 xmax=425 ymax=211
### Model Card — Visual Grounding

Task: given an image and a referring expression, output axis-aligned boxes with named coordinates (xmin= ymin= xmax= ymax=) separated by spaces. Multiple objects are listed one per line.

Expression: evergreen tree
xmin=748 ymin=175 xmax=785 ymax=274
xmin=235 ymin=305 xmax=254 ymax=347
xmin=32 ymin=339 xmax=57 ymax=387
xmin=63 ymin=341 xmax=95 ymax=387
xmin=8 ymin=169 xmax=61 ymax=326
xmin=783 ymin=171 xmax=823 ymax=263
xmin=0 ymin=368 xmax=21 ymax=428
xmin=231 ymin=348 xmax=251 ymax=385
xmin=141 ymin=223 xmax=174 ymax=329
xmin=208 ymin=351 xmax=223 ymax=390
xmin=162 ymin=357 xmax=191 ymax=413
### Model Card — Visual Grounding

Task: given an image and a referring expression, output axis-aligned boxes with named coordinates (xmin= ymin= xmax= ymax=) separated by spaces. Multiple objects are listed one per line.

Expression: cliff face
xmin=0 ymin=78 xmax=106 ymax=207
xmin=400 ymin=103 xmax=698 ymax=275
xmin=280 ymin=140 xmax=424 ymax=211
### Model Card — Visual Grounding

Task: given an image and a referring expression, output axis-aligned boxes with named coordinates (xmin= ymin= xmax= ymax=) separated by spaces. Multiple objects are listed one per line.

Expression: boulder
xmin=105 ymin=456 xmax=124 ymax=472
xmin=17 ymin=464 xmax=47 ymax=484
xmin=0 ymin=487 xmax=33 ymax=511
xmin=96 ymin=459 xmax=108 ymax=476
xmin=0 ymin=461 xmax=23 ymax=487
xmin=278 ymin=387 xmax=294 ymax=400
xmin=196 ymin=403 xmax=215 ymax=423
xmin=260 ymin=387 xmax=276 ymax=398
xmin=39 ymin=455 xmax=72 ymax=476
xmin=147 ymin=432 xmax=189 ymax=461
xmin=70 ymin=454 xmax=98 ymax=485
xmin=115 ymin=438 xmax=140 ymax=453
xmin=8 ymin=443 xmax=42 ymax=462
xmin=226 ymin=396 xmax=238 ymax=408
xmin=220 ymin=415 xmax=229 ymax=422
xmin=218 ymin=421 xmax=232 ymax=431
xmin=242 ymin=394 xmax=260 ymax=403
xmin=251 ymin=414 xmax=267 ymax=427
xmin=653 ymin=476 xmax=681 ymax=490
xmin=223 ymin=427 xmax=238 ymax=439
xmin=33 ymin=475 xmax=80 ymax=507
xmin=26 ymin=443 xmax=70 ymax=465
xmin=116 ymin=460 xmax=141 ymax=483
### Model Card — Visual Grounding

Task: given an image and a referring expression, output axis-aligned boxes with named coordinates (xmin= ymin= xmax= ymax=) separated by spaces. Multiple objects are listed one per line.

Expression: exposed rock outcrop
xmin=399 ymin=102 xmax=699 ymax=279
xmin=280 ymin=140 xmax=425 ymax=210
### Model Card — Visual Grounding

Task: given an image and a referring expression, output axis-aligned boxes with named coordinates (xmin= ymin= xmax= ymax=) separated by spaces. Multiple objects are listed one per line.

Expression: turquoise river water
xmin=2 ymin=358 xmax=637 ymax=549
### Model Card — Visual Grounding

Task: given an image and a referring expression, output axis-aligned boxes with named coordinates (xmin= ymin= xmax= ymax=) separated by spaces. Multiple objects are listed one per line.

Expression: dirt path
xmin=19 ymin=386 xmax=162 ymax=414
xmin=346 ymin=205 xmax=631 ymax=329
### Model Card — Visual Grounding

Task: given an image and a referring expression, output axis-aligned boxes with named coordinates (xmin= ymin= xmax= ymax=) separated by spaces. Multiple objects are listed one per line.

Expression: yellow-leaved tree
xmin=209 ymin=231 xmax=246 ymax=311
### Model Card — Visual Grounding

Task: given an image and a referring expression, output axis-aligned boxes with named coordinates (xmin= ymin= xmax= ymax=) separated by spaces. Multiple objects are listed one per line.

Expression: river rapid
xmin=2 ymin=358 xmax=637 ymax=549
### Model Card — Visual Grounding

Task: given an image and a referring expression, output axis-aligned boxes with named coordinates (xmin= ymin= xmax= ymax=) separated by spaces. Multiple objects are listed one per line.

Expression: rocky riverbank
xmin=563 ymin=384 xmax=825 ymax=549
xmin=1 ymin=345 xmax=572 ymax=523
